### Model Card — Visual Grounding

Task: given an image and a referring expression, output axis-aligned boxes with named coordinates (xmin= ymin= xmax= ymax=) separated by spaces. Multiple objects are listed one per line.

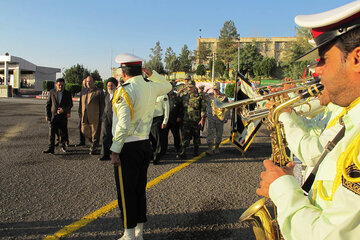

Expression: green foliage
xmin=95 ymin=81 xmax=104 ymax=90
xmin=253 ymin=57 xmax=277 ymax=78
xmin=63 ymin=64 xmax=90 ymax=85
xmin=217 ymin=20 xmax=239 ymax=69
xmin=91 ymin=69 xmax=102 ymax=82
xmin=214 ymin=60 xmax=226 ymax=77
xmin=236 ymin=41 xmax=264 ymax=77
xmin=164 ymin=47 xmax=180 ymax=74
xmin=195 ymin=42 xmax=212 ymax=64
xmin=146 ymin=41 xmax=165 ymax=74
xmin=195 ymin=64 xmax=206 ymax=76
xmin=225 ymin=83 xmax=235 ymax=98
xmin=178 ymin=44 xmax=192 ymax=72
xmin=42 ymin=81 xmax=54 ymax=91
xmin=281 ymin=26 xmax=313 ymax=79
xmin=65 ymin=83 xmax=82 ymax=97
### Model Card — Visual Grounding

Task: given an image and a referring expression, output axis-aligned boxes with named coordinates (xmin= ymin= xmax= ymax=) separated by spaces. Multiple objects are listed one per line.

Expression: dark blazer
xmin=102 ymin=92 xmax=113 ymax=124
xmin=46 ymin=89 xmax=73 ymax=121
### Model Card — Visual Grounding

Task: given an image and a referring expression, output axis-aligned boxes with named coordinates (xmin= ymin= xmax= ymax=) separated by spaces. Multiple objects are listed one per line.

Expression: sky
xmin=0 ymin=0 xmax=355 ymax=79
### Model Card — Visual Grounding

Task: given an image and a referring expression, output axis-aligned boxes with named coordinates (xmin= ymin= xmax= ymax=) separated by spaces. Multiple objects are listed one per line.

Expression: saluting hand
xmin=142 ymin=68 xmax=152 ymax=77
xmin=111 ymin=152 xmax=121 ymax=166
xmin=256 ymin=159 xmax=296 ymax=198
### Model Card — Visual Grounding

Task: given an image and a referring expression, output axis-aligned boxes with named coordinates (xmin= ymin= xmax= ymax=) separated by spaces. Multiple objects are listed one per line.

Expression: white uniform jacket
xmin=270 ymin=101 xmax=360 ymax=240
xmin=110 ymin=71 xmax=172 ymax=153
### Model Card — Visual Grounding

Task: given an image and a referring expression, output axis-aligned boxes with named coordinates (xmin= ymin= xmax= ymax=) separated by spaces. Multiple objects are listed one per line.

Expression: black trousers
xmin=163 ymin=120 xmax=181 ymax=153
xmin=114 ymin=140 xmax=151 ymax=229
xmin=101 ymin=119 xmax=112 ymax=157
xmin=149 ymin=116 xmax=165 ymax=160
xmin=48 ymin=115 xmax=67 ymax=149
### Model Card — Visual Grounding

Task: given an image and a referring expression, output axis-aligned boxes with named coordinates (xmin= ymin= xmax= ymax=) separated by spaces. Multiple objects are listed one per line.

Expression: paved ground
xmin=0 ymin=97 xmax=274 ymax=240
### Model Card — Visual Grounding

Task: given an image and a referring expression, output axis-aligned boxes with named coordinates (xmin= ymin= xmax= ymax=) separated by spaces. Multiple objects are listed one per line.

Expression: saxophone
xmin=239 ymin=83 xmax=324 ymax=240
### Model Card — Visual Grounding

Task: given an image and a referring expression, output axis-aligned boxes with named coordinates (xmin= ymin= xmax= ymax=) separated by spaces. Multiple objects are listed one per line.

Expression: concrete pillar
xmin=4 ymin=60 xmax=8 ymax=86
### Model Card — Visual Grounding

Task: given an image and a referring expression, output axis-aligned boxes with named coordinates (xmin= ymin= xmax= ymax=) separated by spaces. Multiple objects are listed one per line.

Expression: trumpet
xmin=255 ymin=76 xmax=320 ymax=93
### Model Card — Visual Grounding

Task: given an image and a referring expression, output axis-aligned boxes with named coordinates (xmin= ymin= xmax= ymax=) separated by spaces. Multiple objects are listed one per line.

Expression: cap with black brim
xmin=294 ymin=1 xmax=360 ymax=62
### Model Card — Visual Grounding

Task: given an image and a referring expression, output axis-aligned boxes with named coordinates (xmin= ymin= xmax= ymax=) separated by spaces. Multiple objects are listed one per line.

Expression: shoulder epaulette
xmin=112 ymin=87 xmax=134 ymax=120
xmin=144 ymin=77 xmax=151 ymax=82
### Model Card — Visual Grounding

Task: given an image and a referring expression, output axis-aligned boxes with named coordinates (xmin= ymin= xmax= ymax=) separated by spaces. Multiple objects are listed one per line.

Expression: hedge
xmin=65 ymin=83 xmax=82 ymax=97
xmin=225 ymin=83 xmax=235 ymax=99
xmin=42 ymin=81 xmax=55 ymax=91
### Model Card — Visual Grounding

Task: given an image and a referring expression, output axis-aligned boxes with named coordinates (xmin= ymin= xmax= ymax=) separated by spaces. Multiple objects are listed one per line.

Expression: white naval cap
xmin=115 ymin=53 xmax=144 ymax=67
xmin=295 ymin=0 xmax=360 ymax=61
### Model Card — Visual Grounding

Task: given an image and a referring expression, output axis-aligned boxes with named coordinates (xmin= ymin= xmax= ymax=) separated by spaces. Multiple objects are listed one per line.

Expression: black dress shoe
xmin=54 ymin=142 xmax=59 ymax=147
xmin=43 ymin=148 xmax=54 ymax=154
xmin=89 ymin=150 xmax=98 ymax=155
xmin=60 ymin=146 xmax=67 ymax=153
xmin=98 ymin=156 xmax=110 ymax=161
xmin=75 ymin=142 xmax=85 ymax=147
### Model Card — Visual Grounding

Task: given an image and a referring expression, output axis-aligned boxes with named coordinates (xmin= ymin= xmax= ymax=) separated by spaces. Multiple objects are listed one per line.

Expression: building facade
xmin=0 ymin=54 xmax=60 ymax=93
xmin=196 ymin=37 xmax=297 ymax=64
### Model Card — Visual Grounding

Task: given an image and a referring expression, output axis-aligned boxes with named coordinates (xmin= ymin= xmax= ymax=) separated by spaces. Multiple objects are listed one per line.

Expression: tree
xmin=236 ymin=41 xmax=263 ymax=77
xmin=195 ymin=42 xmax=212 ymax=64
xmin=253 ymin=57 xmax=277 ymax=78
xmin=195 ymin=64 xmax=206 ymax=77
xmin=91 ymin=69 xmax=102 ymax=82
xmin=178 ymin=44 xmax=192 ymax=73
xmin=146 ymin=41 xmax=165 ymax=74
xmin=63 ymin=64 xmax=90 ymax=85
xmin=164 ymin=47 xmax=180 ymax=75
xmin=214 ymin=60 xmax=226 ymax=77
xmin=282 ymin=27 xmax=313 ymax=79
xmin=217 ymin=20 xmax=239 ymax=71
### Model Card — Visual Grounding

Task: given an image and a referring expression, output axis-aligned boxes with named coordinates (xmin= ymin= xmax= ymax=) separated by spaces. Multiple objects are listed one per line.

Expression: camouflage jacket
xmin=180 ymin=92 xmax=207 ymax=122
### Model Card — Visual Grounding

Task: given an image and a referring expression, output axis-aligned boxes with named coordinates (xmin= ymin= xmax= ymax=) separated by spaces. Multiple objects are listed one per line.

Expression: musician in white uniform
xmin=257 ymin=2 xmax=360 ymax=239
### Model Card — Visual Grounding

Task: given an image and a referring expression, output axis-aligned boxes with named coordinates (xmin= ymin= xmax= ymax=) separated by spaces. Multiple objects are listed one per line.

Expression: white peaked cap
xmin=294 ymin=1 xmax=360 ymax=61
xmin=295 ymin=1 xmax=360 ymax=28
xmin=115 ymin=53 xmax=144 ymax=65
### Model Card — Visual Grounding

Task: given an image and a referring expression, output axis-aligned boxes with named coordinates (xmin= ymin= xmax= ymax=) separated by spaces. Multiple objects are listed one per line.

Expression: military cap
xmin=295 ymin=1 xmax=360 ymax=61
xmin=185 ymin=74 xmax=192 ymax=80
xmin=188 ymin=80 xmax=196 ymax=87
xmin=107 ymin=77 xmax=118 ymax=86
xmin=115 ymin=53 xmax=144 ymax=68
xmin=212 ymin=81 xmax=220 ymax=90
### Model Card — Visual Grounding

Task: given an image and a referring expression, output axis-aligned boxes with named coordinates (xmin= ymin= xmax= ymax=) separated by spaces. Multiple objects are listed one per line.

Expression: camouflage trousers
xmin=206 ymin=116 xmax=224 ymax=148
xmin=181 ymin=120 xmax=201 ymax=148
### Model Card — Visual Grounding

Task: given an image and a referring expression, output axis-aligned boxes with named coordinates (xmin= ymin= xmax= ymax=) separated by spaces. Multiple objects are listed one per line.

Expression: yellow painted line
xmin=0 ymin=122 xmax=28 ymax=142
xmin=43 ymin=138 xmax=230 ymax=240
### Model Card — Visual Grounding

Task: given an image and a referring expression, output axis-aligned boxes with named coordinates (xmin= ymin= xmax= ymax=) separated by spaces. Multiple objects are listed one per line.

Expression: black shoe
xmin=89 ymin=150 xmax=98 ymax=155
xmin=75 ymin=142 xmax=85 ymax=147
xmin=98 ymin=156 xmax=110 ymax=161
xmin=193 ymin=146 xmax=199 ymax=156
xmin=43 ymin=148 xmax=54 ymax=154
xmin=54 ymin=142 xmax=59 ymax=147
xmin=60 ymin=146 xmax=67 ymax=153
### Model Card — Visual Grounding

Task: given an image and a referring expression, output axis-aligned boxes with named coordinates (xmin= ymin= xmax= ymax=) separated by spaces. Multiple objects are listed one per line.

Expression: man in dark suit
xmin=80 ymin=76 xmax=105 ymax=155
xmin=99 ymin=77 xmax=118 ymax=161
xmin=43 ymin=78 xmax=73 ymax=154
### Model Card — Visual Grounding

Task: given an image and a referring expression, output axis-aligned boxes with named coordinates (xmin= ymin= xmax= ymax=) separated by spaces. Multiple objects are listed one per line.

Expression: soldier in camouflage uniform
xmin=206 ymin=82 xmax=229 ymax=155
xmin=177 ymin=80 xmax=207 ymax=158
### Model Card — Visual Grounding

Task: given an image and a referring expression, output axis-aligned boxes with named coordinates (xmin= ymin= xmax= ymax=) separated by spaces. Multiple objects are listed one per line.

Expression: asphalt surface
xmin=0 ymin=97 xmax=274 ymax=240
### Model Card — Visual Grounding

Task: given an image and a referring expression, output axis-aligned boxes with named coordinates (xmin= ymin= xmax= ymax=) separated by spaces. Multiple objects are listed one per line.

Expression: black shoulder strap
xmin=302 ymin=126 xmax=345 ymax=194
